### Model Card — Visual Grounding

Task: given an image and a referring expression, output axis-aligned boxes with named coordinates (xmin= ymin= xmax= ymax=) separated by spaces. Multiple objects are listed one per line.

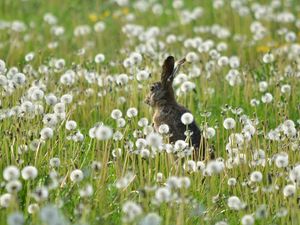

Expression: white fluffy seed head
xmin=126 ymin=107 xmax=138 ymax=118
xmin=95 ymin=125 xmax=113 ymax=140
xmin=250 ymin=171 xmax=263 ymax=182
xmin=283 ymin=184 xmax=296 ymax=197
xmin=227 ymin=177 xmax=237 ymax=186
xmin=70 ymin=169 xmax=84 ymax=183
xmin=146 ymin=132 xmax=163 ymax=148
xmin=3 ymin=166 xmax=20 ymax=181
xmin=40 ymin=127 xmax=54 ymax=140
xmin=0 ymin=193 xmax=12 ymax=208
xmin=261 ymin=93 xmax=273 ymax=103
xmin=227 ymin=196 xmax=244 ymax=210
xmin=94 ymin=53 xmax=105 ymax=63
xmin=186 ymin=52 xmax=199 ymax=63
xmin=203 ymin=127 xmax=216 ymax=139
xmin=21 ymin=166 xmax=38 ymax=180
xmin=158 ymin=124 xmax=169 ymax=134
xmin=181 ymin=112 xmax=194 ymax=125
xmin=111 ymin=109 xmax=123 ymax=120
xmin=65 ymin=120 xmax=77 ymax=130
xmin=241 ymin=214 xmax=255 ymax=225
xmin=223 ymin=118 xmax=236 ymax=130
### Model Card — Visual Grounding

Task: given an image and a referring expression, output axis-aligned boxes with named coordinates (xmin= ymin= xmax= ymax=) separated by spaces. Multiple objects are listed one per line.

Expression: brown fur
xmin=145 ymin=56 xmax=206 ymax=159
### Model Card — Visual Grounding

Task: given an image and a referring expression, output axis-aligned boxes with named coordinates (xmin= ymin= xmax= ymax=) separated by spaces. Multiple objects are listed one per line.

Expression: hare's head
xmin=145 ymin=56 xmax=185 ymax=107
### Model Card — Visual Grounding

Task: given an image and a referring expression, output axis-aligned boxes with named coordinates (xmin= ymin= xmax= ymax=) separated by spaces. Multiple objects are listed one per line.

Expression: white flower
xmin=25 ymin=52 xmax=35 ymax=62
xmin=241 ymin=214 xmax=255 ymax=225
xmin=30 ymin=89 xmax=44 ymax=101
xmin=217 ymin=56 xmax=229 ymax=66
xmin=6 ymin=180 xmax=22 ymax=193
xmin=203 ymin=127 xmax=216 ymax=139
xmin=13 ymin=73 xmax=26 ymax=85
xmin=61 ymin=94 xmax=73 ymax=104
xmin=49 ymin=158 xmax=60 ymax=168
xmin=146 ymin=132 xmax=163 ymax=148
xmin=229 ymin=56 xmax=240 ymax=68
xmin=140 ymin=212 xmax=162 ymax=225
xmin=261 ymin=93 xmax=273 ymax=103
xmin=281 ymin=84 xmax=291 ymax=95
xmin=140 ymin=149 xmax=150 ymax=158
xmin=197 ymin=161 xmax=205 ymax=171
xmin=94 ymin=53 xmax=105 ymax=63
xmin=116 ymin=74 xmax=129 ymax=85
xmin=32 ymin=187 xmax=49 ymax=202
xmin=0 ymin=193 xmax=12 ymax=208
xmin=258 ymin=81 xmax=268 ymax=92
xmin=155 ymin=187 xmax=171 ymax=203
xmin=7 ymin=212 xmax=24 ymax=225
xmin=117 ymin=118 xmax=126 ymax=128
xmin=113 ymin=131 xmax=123 ymax=141
xmin=250 ymin=99 xmax=260 ymax=107
xmin=158 ymin=124 xmax=169 ymax=134
xmin=111 ymin=109 xmax=123 ymax=120
xmin=40 ymin=127 xmax=54 ymax=140
xmin=262 ymin=53 xmax=275 ymax=63
xmin=94 ymin=21 xmax=106 ymax=32
xmin=138 ymin=118 xmax=149 ymax=127
xmin=91 ymin=161 xmax=102 ymax=171
xmin=70 ymin=169 xmax=84 ymax=183
xmin=53 ymin=102 xmax=65 ymax=114
xmin=181 ymin=112 xmax=194 ymax=125
xmin=21 ymin=166 xmax=38 ymax=180
xmin=250 ymin=171 xmax=263 ymax=182
xmin=28 ymin=203 xmax=39 ymax=214
xmin=122 ymin=201 xmax=143 ymax=222
xmin=181 ymin=81 xmax=196 ymax=93
xmin=45 ymin=94 xmax=58 ymax=105
xmin=136 ymin=70 xmax=150 ymax=81
xmin=95 ymin=125 xmax=113 ymax=140
xmin=126 ymin=107 xmax=138 ymax=118
xmin=79 ymin=184 xmax=94 ymax=197
xmin=174 ymin=140 xmax=187 ymax=151
xmin=206 ymin=160 xmax=225 ymax=175
xmin=227 ymin=196 xmax=244 ymax=210
xmin=65 ymin=120 xmax=77 ymax=130
xmin=184 ymin=160 xmax=197 ymax=172
xmin=283 ymin=184 xmax=296 ymax=197
xmin=3 ymin=166 xmax=20 ymax=181
xmin=223 ymin=118 xmax=236 ymax=130
xmin=130 ymin=52 xmax=142 ymax=64
xmin=227 ymin=178 xmax=237 ymax=186
xmin=186 ymin=52 xmax=199 ymax=63
xmin=156 ymin=173 xmax=163 ymax=182
xmin=275 ymin=153 xmax=288 ymax=168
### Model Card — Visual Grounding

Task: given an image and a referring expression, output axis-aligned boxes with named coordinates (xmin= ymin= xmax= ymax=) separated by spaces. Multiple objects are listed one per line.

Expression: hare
xmin=145 ymin=56 xmax=206 ymax=159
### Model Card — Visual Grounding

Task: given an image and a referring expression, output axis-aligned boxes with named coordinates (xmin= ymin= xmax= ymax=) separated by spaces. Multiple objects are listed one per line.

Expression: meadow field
xmin=0 ymin=0 xmax=300 ymax=224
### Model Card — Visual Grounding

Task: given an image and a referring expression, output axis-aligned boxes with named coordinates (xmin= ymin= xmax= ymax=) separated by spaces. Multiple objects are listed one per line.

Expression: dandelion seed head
xmin=223 ymin=118 xmax=236 ymax=130
xmin=3 ymin=166 xmax=20 ymax=181
xmin=283 ymin=184 xmax=296 ymax=197
xmin=250 ymin=171 xmax=263 ymax=182
xmin=241 ymin=214 xmax=255 ymax=225
xmin=21 ymin=166 xmax=38 ymax=180
xmin=70 ymin=169 xmax=84 ymax=183
xmin=181 ymin=112 xmax=194 ymax=125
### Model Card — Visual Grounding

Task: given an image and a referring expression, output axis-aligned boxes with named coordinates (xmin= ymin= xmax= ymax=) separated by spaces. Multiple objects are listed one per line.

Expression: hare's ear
xmin=161 ymin=56 xmax=175 ymax=86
